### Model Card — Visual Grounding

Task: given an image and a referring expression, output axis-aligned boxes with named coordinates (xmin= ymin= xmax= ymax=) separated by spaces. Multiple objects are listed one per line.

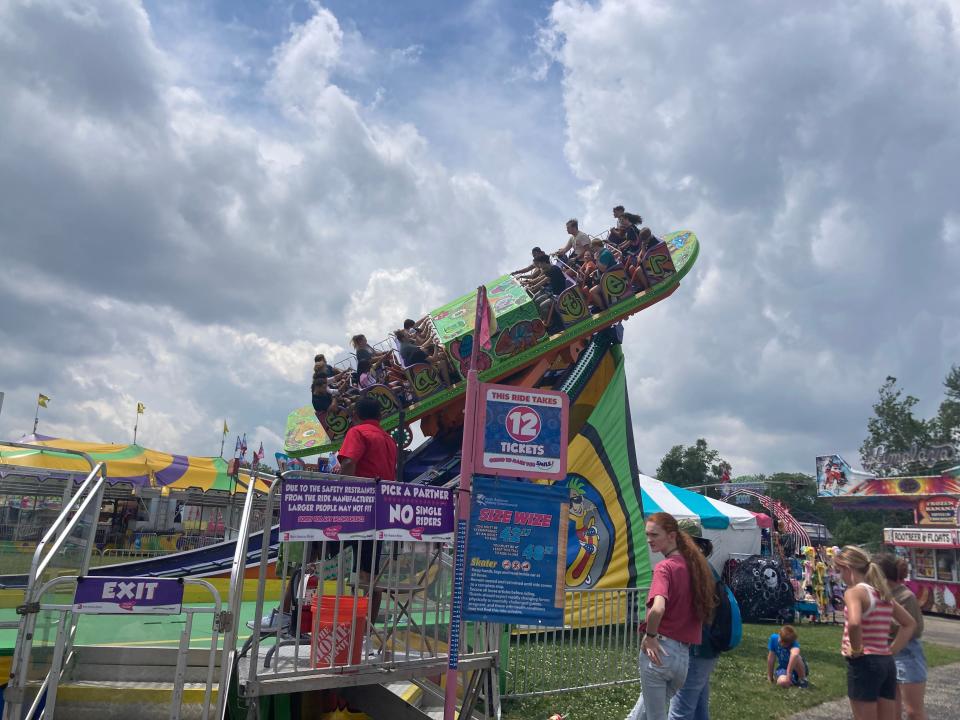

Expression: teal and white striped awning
xmin=637 ymin=474 xmax=758 ymax=530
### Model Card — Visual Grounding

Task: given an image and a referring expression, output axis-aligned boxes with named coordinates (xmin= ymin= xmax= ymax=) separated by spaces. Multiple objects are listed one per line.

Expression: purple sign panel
xmin=376 ymin=483 xmax=454 ymax=542
xmin=73 ymin=577 xmax=184 ymax=615
xmin=280 ymin=477 xmax=376 ymax=542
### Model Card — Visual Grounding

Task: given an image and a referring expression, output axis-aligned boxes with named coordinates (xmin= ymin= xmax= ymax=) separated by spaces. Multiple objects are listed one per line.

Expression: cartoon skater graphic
xmin=564 ymin=477 xmax=611 ymax=588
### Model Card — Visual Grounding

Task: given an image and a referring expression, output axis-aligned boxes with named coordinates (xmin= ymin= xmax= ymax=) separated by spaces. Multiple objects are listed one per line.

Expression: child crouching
xmin=767 ymin=624 xmax=809 ymax=688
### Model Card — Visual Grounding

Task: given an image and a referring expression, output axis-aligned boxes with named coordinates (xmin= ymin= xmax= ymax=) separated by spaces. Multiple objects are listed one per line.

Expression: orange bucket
xmin=311 ymin=595 xmax=369 ymax=667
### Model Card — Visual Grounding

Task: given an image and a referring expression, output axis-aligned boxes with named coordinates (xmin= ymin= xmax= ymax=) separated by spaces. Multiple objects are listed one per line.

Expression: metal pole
xmin=32 ymin=400 xmax=39 ymax=435
xmin=396 ymin=410 xmax=406 ymax=481
xmin=133 ymin=410 xmax=139 ymax=445
xmin=443 ymin=285 xmax=487 ymax=720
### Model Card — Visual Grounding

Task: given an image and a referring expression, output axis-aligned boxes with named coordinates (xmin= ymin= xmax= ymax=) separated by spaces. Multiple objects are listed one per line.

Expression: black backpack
xmin=708 ymin=578 xmax=742 ymax=653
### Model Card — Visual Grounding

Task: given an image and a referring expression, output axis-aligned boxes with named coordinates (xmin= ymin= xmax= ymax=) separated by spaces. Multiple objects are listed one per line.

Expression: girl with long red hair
xmin=625 ymin=512 xmax=717 ymax=720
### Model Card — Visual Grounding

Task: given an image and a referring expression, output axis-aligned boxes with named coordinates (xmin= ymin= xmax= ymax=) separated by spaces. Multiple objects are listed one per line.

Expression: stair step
xmin=70 ymin=663 xmax=214 ymax=683
xmin=385 ymin=680 xmax=423 ymax=708
xmin=56 ymin=679 xmax=218 ymax=704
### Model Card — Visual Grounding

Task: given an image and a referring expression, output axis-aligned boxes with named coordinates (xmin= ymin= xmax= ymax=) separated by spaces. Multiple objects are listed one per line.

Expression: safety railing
xmin=1 ymin=442 xmax=105 ymax=720
xmin=98 ymin=547 xmax=170 ymax=561
xmin=501 ymin=587 xmax=646 ymax=699
xmin=225 ymin=470 xmax=499 ymax=716
xmin=5 ymin=574 xmax=222 ymax=720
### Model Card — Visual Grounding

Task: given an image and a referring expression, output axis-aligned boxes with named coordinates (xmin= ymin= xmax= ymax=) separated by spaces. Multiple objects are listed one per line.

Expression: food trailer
xmin=884 ymin=526 xmax=960 ymax=616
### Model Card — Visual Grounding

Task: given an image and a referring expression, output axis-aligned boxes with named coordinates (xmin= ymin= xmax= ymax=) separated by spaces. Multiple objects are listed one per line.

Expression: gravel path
xmin=785 ymin=661 xmax=960 ymax=720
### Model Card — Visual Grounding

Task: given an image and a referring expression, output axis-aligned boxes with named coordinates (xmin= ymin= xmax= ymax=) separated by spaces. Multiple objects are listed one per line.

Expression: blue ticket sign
xmin=474 ymin=383 xmax=569 ymax=480
xmin=463 ymin=477 xmax=569 ymax=626
xmin=73 ymin=576 xmax=184 ymax=615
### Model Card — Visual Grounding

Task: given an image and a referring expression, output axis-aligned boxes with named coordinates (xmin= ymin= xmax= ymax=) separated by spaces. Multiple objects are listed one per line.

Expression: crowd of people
xmin=309 ymin=321 xmax=457 ymax=420
xmin=310 ymin=205 xmax=665 ymax=423
xmin=627 ymin=512 xmax=929 ymax=720
xmin=513 ymin=207 xmax=664 ymax=329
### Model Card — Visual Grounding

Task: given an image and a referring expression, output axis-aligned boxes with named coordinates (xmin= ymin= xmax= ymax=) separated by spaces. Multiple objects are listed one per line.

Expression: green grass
xmin=502 ymin=622 xmax=960 ymax=720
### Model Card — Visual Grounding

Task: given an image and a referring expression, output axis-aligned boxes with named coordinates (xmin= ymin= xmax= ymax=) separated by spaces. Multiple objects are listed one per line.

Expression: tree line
xmin=654 ymin=365 xmax=959 ymax=548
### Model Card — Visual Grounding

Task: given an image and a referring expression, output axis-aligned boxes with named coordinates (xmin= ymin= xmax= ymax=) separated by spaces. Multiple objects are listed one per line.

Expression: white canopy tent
xmin=637 ymin=474 xmax=762 ymax=572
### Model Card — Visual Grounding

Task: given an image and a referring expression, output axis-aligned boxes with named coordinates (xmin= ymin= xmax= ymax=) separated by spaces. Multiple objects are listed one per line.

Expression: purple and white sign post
xmin=279 ymin=476 xmax=376 ymax=541
xmin=376 ymin=483 xmax=454 ymax=542
xmin=73 ymin=576 xmax=184 ymax=615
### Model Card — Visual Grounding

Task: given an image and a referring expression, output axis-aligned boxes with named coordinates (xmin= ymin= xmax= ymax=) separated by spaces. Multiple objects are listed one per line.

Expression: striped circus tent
xmin=0 ymin=434 xmax=268 ymax=493
xmin=636 ymin=474 xmax=761 ymax=570
xmin=637 ymin=474 xmax=759 ymax=530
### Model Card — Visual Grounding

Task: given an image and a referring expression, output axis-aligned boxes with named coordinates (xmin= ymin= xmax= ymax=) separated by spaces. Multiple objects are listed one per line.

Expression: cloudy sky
xmin=1 ymin=0 xmax=958 ymax=476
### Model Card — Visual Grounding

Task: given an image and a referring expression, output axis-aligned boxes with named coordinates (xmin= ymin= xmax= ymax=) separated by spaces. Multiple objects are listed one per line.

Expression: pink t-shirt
xmin=646 ymin=554 xmax=702 ymax=645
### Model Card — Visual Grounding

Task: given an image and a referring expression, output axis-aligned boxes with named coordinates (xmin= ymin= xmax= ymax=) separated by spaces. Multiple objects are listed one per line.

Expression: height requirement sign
xmin=475 ymin=383 xmax=569 ymax=480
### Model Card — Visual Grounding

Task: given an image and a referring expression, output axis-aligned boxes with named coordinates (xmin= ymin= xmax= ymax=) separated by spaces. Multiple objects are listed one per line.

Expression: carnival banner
xmin=280 ymin=477 xmax=377 ymax=542
xmin=816 ymin=454 xmax=960 ymax=497
xmin=463 ymin=476 xmax=569 ymax=626
xmin=280 ymin=476 xmax=456 ymax=542
xmin=917 ymin=496 xmax=960 ymax=526
xmin=883 ymin=527 xmax=960 ymax=547
xmin=375 ymin=482 xmax=454 ymax=541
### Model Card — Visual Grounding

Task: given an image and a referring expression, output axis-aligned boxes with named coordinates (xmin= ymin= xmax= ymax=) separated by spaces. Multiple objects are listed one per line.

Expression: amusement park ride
xmin=284 ymin=230 xmax=699 ymax=457
xmin=0 ymin=229 xmax=700 ymax=720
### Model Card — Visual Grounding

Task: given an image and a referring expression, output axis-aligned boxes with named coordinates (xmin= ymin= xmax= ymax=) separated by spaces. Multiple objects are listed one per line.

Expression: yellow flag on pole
xmin=136 ymin=402 xmax=146 ymax=414
xmin=223 ymin=420 xmax=229 ymax=435
xmin=37 ymin=394 xmax=50 ymax=408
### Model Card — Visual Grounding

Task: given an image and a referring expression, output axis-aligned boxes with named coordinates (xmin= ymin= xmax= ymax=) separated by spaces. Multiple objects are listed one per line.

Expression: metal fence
xmin=502 ymin=587 xmax=645 ymax=699
xmin=227 ymin=471 xmax=500 ymax=719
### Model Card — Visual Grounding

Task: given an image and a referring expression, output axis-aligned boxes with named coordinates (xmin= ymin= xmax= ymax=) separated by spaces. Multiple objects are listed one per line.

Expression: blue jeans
xmin=626 ymin=637 xmax=690 ymax=720
xmin=667 ymin=654 xmax=718 ymax=720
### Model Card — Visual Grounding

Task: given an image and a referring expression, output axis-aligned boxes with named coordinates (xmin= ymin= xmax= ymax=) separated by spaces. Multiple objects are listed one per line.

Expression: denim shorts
xmin=894 ymin=638 xmax=928 ymax=684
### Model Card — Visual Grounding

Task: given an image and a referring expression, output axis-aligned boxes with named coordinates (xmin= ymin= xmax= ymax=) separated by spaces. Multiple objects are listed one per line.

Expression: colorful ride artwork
xmin=816 ymin=454 xmax=960 ymax=616
xmin=285 ymin=230 xmax=699 ymax=457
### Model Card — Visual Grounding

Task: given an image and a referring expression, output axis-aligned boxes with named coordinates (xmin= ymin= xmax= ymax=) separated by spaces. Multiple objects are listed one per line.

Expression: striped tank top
xmin=842 ymin=582 xmax=893 ymax=655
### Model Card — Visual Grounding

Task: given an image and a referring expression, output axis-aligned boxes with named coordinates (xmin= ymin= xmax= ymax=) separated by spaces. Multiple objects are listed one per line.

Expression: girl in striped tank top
xmin=834 ymin=546 xmax=916 ymax=720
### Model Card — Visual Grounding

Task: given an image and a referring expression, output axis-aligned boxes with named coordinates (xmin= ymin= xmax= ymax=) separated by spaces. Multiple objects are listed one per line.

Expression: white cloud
xmin=1 ymin=0 xmax=958 ymax=480
xmin=545 ymin=0 xmax=960 ymax=472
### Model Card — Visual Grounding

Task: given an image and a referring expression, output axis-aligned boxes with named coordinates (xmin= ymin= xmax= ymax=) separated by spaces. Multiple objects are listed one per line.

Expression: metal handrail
xmin=3 ymin=452 xmax=107 ymax=720
xmin=218 ymin=466 xmax=277 ymax=720
xmin=8 ymin=574 xmax=223 ymax=720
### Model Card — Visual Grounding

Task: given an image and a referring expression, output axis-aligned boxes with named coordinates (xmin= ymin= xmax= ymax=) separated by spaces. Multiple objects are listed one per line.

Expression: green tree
xmin=860 ymin=376 xmax=932 ymax=474
xmin=656 ymin=439 xmax=729 ymax=490
xmin=933 ymin=364 xmax=960 ymax=445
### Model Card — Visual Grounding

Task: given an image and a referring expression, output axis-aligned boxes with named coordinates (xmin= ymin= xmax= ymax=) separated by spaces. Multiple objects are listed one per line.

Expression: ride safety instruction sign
xmin=463 ymin=476 xmax=568 ymax=626
xmin=279 ymin=475 xmax=454 ymax=542
xmin=475 ymin=383 xmax=569 ymax=480
xmin=280 ymin=476 xmax=377 ymax=541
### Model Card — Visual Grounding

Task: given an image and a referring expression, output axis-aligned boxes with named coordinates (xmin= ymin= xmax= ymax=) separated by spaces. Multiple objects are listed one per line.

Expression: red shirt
xmin=646 ymin=553 xmax=701 ymax=645
xmin=338 ymin=420 xmax=398 ymax=480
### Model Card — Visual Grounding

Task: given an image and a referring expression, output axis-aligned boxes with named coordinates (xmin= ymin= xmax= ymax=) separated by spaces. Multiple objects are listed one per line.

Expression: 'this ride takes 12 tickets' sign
xmin=463 ymin=476 xmax=569 ymax=626
xmin=73 ymin=576 xmax=184 ymax=615
xmin=475 ymin=383 xmax=569 ymax=480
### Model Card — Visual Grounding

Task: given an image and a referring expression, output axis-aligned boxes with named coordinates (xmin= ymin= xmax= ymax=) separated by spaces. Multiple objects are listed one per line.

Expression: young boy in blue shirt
xmin=767 ymin=624 xmax=809 ymax=688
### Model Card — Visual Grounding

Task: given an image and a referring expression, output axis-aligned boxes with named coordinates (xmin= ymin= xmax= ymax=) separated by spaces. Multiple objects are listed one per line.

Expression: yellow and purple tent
xmin=0 ymin=435 xmax=268 ymax=493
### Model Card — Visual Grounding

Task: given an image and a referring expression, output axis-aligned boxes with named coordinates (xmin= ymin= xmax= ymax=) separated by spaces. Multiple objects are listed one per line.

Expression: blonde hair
xmin=835 ymin=545 xmax=892 ymax=602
